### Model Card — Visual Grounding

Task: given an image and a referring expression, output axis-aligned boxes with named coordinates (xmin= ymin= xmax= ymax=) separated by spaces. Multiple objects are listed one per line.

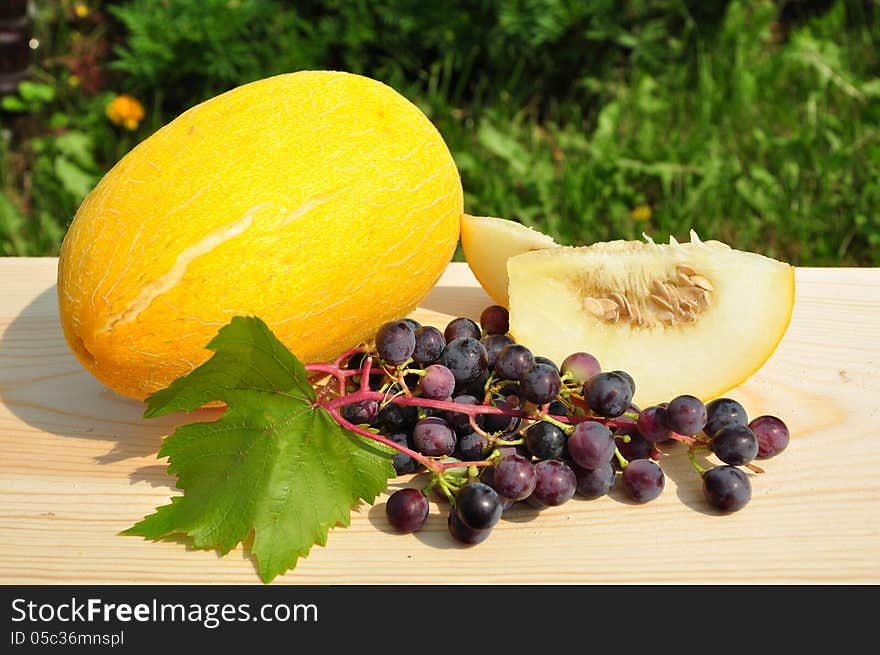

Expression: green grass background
xmin=2 ymin=0 xmax=878 ymax=266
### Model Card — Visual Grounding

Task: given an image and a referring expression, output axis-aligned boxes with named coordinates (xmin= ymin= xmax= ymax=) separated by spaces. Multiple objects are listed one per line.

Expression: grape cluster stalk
xmin=304 ymin=305 xmax=791 ymax=544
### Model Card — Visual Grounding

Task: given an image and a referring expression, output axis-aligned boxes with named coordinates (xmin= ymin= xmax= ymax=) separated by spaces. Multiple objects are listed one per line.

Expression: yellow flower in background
xmin=68 ymin=75 xmax=81 ymax=88
xmin=630 ymin=205 xmax=652 ymax=222
xmin=106 ymin=94 xmax=145 ymax=130
xmin=74 ymin=3 xmax=89 ymax=18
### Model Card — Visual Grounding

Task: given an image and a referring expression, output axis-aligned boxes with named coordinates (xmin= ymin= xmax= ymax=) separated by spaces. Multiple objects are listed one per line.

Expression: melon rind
xmin=461 ymin=214 xmax=558 ymax=306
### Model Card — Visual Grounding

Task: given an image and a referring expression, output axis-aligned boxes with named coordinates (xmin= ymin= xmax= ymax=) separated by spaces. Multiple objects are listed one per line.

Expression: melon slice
xmin=507 ymin=232 xmax=795 ymax=407
xmin=461 ymin=214 xmax=558 ymax=306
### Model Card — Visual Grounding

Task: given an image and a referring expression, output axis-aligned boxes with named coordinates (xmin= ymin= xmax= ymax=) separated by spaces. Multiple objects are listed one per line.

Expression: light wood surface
xmin=0 ymin=257 xmax=878 ymax=584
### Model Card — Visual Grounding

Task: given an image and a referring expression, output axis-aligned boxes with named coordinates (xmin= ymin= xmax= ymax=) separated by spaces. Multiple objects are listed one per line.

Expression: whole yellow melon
xmin=57 ymin=71 xmax=463 ymax=400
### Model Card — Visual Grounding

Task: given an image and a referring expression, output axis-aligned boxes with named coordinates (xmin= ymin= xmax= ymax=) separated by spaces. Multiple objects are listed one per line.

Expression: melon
xmin=460 ymin=214 xmax=557 ymax=306
xmin=57 ymin=71 xmax=463 ymax=400
xmin=506 ymin=232 xmax=795 ymax=407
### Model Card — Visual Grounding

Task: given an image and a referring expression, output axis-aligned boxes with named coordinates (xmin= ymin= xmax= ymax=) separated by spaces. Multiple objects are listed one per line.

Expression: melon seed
xmin=689 ymin=275 xmax=714 ymax=291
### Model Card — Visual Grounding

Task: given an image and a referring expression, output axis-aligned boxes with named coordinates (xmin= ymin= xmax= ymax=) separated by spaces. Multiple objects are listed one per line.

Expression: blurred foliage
xmin=452 ymin=0 xmax=880 ymax=264
xmin=1 ymin=0 xmax=878 ymax=265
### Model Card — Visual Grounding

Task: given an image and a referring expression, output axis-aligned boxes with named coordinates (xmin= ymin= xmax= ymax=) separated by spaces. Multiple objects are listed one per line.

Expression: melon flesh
xmin=507 ymin=234 xmax=795 ymax=407
xmin=461 ymin=214 xmax=557 ymax=306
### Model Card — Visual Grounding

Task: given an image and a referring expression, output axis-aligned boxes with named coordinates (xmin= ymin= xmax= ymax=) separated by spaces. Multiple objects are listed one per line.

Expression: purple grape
xmin=375 ymin=320 xmax=416 ymax=365
xmin=481 ymin=333 xmax=514 ymax=369
xmin=456 ymin=430 xmax=491 ymax=461
xmin=477 ymin=394 xmax=521 ymax=434
xmin=346 ymin=352 xmax=384 ymax=390
xmin=477 ymin=466 xmax=516 ymax=510
xmin=520 ymin=362 xmax=562 ymax=405
xmin=412 ymin=416 xmax=456 ymax=457
xmin=621 ymin=459 xmax=665 ymax=503
xmin=547 ymin=399 xmax=569 ymax=417
xmin=703 ymin=465 xmax=751 ymax=512
xmin=494 ymin=344 xmax=534 ymax=380
xmin=496 ymin=382 xmax=523 ymax=407
xmin=401 ymin=318 xmax=421 ymax=332
xmin=583 ymin=372 xmax=633 ymax=418
xmin=749 ymin=415 xmax=790 ymax=459
xmin=385 ymin=488 xmax=429 ymax=533
xmin=387 ymin=432 xmax=418 ymax=475
xmin=492 ymin=454 xmax=537 ymax=501
xmin=455 ymin=482 xmax=503 ymax=530
xmin=610 ymin=370 xmax=635 ymax=395
xmin=458 ymin=369 xmax=491 ymax=398
xmin=530 ymin=460 xmax=576 ymax=506
xmin=444 ymin=316 xmax=481 ymax=342
xmin=637 ymin=405 xmax=672 ymax=443
xmin=495 ymin=432 xmax=531 ymax=460
xmin=614 ymin=426 xmax=654 ymax=464
xmin=533 ymin=356 xmax=559 ymax=372
xmin=572 ymin=461 xmax=616 ymax=499
xmin=711 ymin=425 xmax=759 ymax=466
xmin=376 ymin=393 xmax=419 ymax=433
xmin=444 ymin=394 xmax=480 ymax=435
xmin=447 ymin=508 xmax=491 ymax=545
xmin=403 ymin=370 xmax=422 ymax=389
xmin=560 ymin=352 xmax=601 ymax=384
xmin=341 ymin=399 xmax=378 ymax=425
xmin=524 ymin=421 xmax=566 ymax=460
xmin=412 ymin=326 xmax=446 ymax=366
xmin=568 ymin=420 xmax=616 ymax=469
xmin=479 ymin=305 xmax=510 ymax=335
xmin=478 ymin=412 xmax=517 ymax=435
xmin=665 ymin=395 xmax=708 ymax=436
xmin=419 ymin=364 xmax=456 ymax=400
xmin=704 ymin=398 xmax=748 ymax=437
xmin=439 ymin=337 xmax=489 ymax=384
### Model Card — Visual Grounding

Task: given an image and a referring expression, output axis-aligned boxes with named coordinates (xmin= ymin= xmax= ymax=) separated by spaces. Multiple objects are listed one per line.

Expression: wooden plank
xmin=0 ymin=258 xmax=878 ymax=584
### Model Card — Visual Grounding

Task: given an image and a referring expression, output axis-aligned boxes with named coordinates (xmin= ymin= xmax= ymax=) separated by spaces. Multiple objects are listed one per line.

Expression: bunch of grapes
xmin=312 ymin=305 xmax=790 ymax=545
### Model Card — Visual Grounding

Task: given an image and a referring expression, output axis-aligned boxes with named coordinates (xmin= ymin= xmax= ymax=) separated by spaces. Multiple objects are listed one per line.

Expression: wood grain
xmin=0 ymin=257 xmax=878 ymax=584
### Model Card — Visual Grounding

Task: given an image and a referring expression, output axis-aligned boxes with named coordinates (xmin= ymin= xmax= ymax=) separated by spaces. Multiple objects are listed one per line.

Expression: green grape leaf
xmin=123 ymin=316 xmax=395 ymax=583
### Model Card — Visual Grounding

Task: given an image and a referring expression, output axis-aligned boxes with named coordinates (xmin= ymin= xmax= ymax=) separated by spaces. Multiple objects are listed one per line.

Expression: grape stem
xmin=468 ymin=414 xmax=492 ymax=439
xmin=331 ymin=345 xmax=366 ymax=368
xmin=434 ymin=474 xmax=458 ymax=503
xmin=327 ymin=406 xmax=438 ymax=472
xmin=536 ymin=410 xmax=574 ymax=435
xmin=360 ymin=356 xmax=375 ymax=393
xmin=326 ymin=403 xmax=499 ymax=475
xmin=392 ymin=362 xmax=415 ymax=397
xmin=666 ymin=431 xmax=698 ymax=446
xmin=687 ymin=444 xmax=711 ymax=476
xmin=311 ymin=359 xmax=639 ymax=479
xmin=322 ymin=382 xmax=631 ymax=430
